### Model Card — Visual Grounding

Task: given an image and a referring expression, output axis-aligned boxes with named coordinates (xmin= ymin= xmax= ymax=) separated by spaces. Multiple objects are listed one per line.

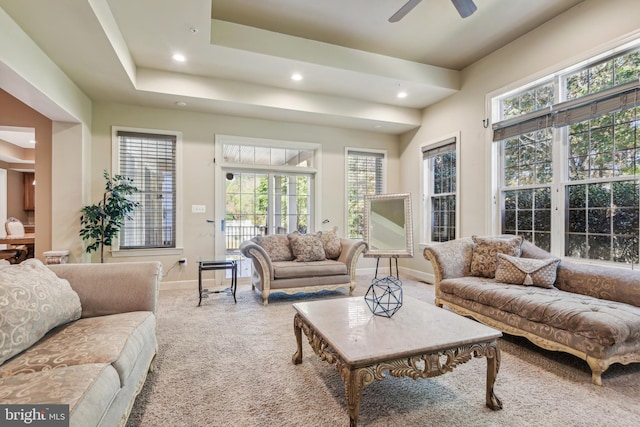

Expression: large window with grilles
xmin=493 ymin=45 xmax=640 ymax=263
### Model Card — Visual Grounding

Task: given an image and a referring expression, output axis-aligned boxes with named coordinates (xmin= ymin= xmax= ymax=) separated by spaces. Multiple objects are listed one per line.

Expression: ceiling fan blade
xmin=389 ymin=0 xmax=423 ymax=23
xmin=450 ymin=0 xmax=477 ymax=18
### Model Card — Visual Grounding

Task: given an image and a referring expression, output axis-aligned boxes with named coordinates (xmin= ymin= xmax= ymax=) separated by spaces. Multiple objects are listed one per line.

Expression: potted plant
xmin=80 ymin=170 xmax=140 ymax=263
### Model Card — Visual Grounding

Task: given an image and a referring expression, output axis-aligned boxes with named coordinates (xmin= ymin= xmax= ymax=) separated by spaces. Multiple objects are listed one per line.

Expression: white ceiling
xmin=0 ymin=126 xmax=35 ymax=166
xmin=0 ymin=126 xmax=35 ymax=148
xmin=0 ymin=0 xmax=584 ymax=134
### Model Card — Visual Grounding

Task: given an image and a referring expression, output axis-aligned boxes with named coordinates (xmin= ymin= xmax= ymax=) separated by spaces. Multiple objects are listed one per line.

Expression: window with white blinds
xmin=423 ymin=138 xmax=457 ymax=242
xmin=346 ymin=149 xmax=385 ymax=238
xmin=116 ymin=130 xmax=177 ymax=249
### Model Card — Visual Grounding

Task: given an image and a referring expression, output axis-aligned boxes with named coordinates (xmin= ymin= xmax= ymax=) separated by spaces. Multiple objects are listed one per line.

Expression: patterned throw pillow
xmin=470 ymin=235 xmax=523 ymax=278
xmin=255 ymin=234 xmax=293 ymax=262
xmin=288 ymin=232 xmax=327 ymax=262
xmin=0 ymin=259 xmax=82 ymax=365
xmin=495 ymin=253 xmax=560 ymax=288
xmin=320 ymin=226 xmax=342 ymax=259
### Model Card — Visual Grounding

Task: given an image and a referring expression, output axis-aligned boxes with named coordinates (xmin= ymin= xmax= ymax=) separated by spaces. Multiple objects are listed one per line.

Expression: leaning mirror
xmin=363 ymin=193 xmax=414 ymax=258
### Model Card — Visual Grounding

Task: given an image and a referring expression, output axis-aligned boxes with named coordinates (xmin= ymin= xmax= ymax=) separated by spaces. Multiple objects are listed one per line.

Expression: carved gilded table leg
xmin=344 ymin=369 xmax=363 ymax=427
xmin=339 ymin=365 xmax=377 ymax=427
xmin=292 ymin=314 xmax=303 ymax=365
xmin=485 ymin=340 xmax=502 ymax=410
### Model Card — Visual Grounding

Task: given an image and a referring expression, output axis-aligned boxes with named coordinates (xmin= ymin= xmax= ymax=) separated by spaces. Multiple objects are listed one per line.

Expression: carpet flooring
xmin=126 ymin=276 xmax=640 ymax=426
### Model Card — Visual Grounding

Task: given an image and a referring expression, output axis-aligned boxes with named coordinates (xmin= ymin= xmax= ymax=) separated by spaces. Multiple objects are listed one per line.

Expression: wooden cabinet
xmin=24 ymin=172 xmax=35 ymax=211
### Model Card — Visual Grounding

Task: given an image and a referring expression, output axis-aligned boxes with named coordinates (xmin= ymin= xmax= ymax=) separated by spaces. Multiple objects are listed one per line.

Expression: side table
xmin=197 ymin=259 xmax=237 ymax=305
xmin=43 ymin=250 xmax=70 ymax=265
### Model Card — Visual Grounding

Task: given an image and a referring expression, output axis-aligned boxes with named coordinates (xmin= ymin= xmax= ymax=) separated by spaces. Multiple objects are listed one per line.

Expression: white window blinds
xmin=118 ymin=131 xmax=177 ymax=249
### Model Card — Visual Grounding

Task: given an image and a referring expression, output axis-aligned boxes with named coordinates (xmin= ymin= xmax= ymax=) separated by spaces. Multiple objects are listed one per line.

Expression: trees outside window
xmin=494 ymin=47 xmax=640 ymax=264
xmin=423 ymin=139 xmax=457 ymax=243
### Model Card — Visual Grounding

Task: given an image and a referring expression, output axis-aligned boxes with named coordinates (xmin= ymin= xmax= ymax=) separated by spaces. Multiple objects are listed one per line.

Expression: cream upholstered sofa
xmin=423 ymin=235 xmax=640 ymax=385
xmin=0 ymin=259 xmax=161 ymax=427
xmin=240 ymin=228 xmax=367 ymax=305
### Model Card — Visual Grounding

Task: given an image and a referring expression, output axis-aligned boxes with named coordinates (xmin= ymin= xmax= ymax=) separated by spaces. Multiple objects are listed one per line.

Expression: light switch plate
xmin=191 ymin=204 xmax=206 ymax=213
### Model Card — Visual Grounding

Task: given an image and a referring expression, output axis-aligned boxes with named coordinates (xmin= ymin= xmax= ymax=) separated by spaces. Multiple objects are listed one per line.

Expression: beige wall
xmin=399 ymin=0 xmax=640 ymax=279
xmin=3 ymin=0 xmax=639 ymax=285
xmin=51 ymin=121 xmax=89 ymax=262
xmin=6 ymin=170 xmax=29 ymax=223
xmin=91 ymin=101 xmax=400 ymax=281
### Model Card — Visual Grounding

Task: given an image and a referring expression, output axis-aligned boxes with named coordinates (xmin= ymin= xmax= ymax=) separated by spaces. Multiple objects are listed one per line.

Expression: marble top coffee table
xmin=292 ymin=296 xmax=503 ymax=426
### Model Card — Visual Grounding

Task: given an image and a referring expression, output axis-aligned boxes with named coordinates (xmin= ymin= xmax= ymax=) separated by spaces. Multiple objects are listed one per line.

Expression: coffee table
xmin=292 ymin=296 xmax=502 ymax=426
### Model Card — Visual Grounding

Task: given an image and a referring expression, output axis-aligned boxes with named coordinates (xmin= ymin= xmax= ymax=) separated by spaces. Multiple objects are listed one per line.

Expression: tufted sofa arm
xmin=423 ymin=237 xmax=473 ymax=285
xmin=338 ymin=238 xmax=368 ymax=276
xmin=240 ymin=239 xmax=275 ymax=282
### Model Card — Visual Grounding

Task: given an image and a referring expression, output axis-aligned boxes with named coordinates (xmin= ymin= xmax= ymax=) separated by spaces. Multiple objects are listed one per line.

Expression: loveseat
xmin=240 ymin=228 xmax=367 ymax=305
xmin=423 ymin=235 xmax=640 ymax=385
xmin=0 ymin=259 xmax=162 ymax=426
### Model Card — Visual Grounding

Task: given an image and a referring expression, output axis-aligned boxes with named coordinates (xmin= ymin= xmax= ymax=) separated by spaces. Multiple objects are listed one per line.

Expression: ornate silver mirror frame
xmin=363 ymin=193 xmax=414 ymax=258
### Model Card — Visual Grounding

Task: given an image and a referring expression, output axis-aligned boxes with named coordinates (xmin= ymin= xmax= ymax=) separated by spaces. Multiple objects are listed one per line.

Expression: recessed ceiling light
xmin=172 ymin=53 xmax=186 ymax=62
xmin=291 ymin=73 xmax=303 ymax=81
xmin=397 ymin=91 xmax=408 ymax=98
xmin=29 ymin=139 xmax=36 ymax=144
xmin=175 ymin=101 xmax=187 ymax=107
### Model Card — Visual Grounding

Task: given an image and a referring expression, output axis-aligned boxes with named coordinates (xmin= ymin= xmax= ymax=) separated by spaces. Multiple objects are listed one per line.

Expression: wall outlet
xmin=191 ymin=205 xmax=206 ymax=213
xmin=178 ymin=258 xmax=187 ymax=265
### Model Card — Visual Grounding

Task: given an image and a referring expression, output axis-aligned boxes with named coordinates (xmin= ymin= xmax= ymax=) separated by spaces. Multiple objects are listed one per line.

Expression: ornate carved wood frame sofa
xmin=423 ymin=235 xmax=640 ymax=385
xmin=240 ymin=228 xmax=367 ymax=305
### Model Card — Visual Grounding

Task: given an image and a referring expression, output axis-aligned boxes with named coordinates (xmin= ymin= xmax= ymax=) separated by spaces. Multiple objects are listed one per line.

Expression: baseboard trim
xmin=160 ymin=278 xmax=252 ymax=292
xmin=161 ymin=268 xmax=434 ymax=291
xmin=355 ymin=266 xmax=433 ymax=284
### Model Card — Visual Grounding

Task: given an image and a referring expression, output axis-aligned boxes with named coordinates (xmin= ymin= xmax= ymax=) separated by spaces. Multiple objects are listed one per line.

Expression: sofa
xmin=240 ymin=228 xmax=367 ymax=305
xmin=423 ymin=235 xmax=640 ymax=385
xmin=0 ymin=259 xmax=162 ymax=426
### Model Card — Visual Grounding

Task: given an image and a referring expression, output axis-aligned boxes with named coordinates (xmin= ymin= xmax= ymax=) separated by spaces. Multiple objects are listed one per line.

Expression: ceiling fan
xmin=389 ymin=0 xmax=477 ymax=22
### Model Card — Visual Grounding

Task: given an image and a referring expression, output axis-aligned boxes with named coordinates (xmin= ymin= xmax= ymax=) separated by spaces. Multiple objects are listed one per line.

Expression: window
xmin=222 ymin=143 xmax=314 ymax=168
xmin=565 ymin=108 xmax=640 ymax=262
xmin=114 ymin=129 xmax=178 ymax=250
xmin=423 ymin=138 xmax=457 ymax=242
xmin=346 ymin=149 xmax=385 ymax=238
xmin=500 ymin=127 xmax=553 ymax=251
xmin=224 ymin=171 xmax=312 ymax=242
xmin=493 ymin=45 xmax=640 ymax=263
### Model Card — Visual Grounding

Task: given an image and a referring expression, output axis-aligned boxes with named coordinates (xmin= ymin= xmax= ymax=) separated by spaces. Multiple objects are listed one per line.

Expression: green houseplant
xmin=80 ymin=170 xmax=140 ymax=263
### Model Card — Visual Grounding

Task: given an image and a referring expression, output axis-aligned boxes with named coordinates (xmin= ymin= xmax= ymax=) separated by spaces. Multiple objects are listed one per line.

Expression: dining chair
xmin=3 ymin=217 xmax=31 ymax=260
xmin=5 ymin=217 xmax=25 ymax=237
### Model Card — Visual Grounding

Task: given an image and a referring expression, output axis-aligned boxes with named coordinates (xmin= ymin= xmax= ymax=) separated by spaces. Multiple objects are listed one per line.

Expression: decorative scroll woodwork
xmin=292 ymin=313 xmax=502 ymax=426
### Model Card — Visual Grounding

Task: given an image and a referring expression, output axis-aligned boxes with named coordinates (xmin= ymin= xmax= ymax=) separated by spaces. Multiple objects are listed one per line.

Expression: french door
xmin=223 ymin=170 xmax=312 ymax=276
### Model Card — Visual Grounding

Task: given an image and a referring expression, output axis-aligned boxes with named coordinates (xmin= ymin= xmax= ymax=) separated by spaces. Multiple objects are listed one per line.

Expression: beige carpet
xmin=126 ymin=276 xmax=640 ymax=427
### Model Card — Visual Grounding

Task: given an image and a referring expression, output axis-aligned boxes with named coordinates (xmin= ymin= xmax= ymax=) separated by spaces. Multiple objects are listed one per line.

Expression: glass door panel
xmin=224 ymin=171 xmax=312 ymax=277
